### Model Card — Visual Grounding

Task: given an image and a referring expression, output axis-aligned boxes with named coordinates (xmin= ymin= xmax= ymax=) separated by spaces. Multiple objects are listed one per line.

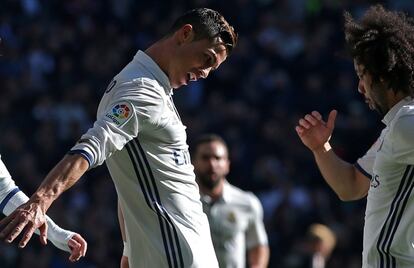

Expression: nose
xmin=207 ymin=158 xmax=218 ymax=169
xmin=358 ymin=80 xmax=365 ymax=94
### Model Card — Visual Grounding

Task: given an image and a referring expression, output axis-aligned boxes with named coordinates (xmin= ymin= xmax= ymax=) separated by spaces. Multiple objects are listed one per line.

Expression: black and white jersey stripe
xmin=126 ymin=139 xmax=184 ymax=268
xmin=376 ymin=165 xmax=414 ymax=268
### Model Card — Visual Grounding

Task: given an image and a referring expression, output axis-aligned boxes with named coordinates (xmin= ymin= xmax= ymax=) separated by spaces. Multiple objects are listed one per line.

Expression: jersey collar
xmin=219 ymin=180 xmax=232 ymax=203
xmin=200 ymin=180 xmax=231 ymax=204
xmin=135 ymin=50 xmax=173 ymax=95
xmin=382 ymin=96 xmax=413 ymax=126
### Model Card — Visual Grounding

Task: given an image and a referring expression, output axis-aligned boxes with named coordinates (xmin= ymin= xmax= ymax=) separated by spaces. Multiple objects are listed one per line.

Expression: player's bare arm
xmin=118 ymin=202 xmax=129 ymax=268
xmin=0 ymin=154 xmax=89 ymax=248
xmin=295 ymin=110 xmax=370 ymax=200
xmin=248 ymin=245 xmax=270 ymax=268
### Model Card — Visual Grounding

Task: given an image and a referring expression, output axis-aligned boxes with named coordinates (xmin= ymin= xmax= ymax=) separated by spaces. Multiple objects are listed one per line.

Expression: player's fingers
xmin=295 ymin=126 xmax=304 ymax=135
xmin=311 ymin=111 xmax=322 ymax=120
xmin=304 ymin=114 xmax=319 ymax=126
xmin=68 ymin=237 xmax=81 ymax=250
xmin=19 ymin=223 xmax=37 ymax=248
xmin=298 ymin=118 xmax=311 ymax=129
xmin=38 ymin=223 xmax=48 ymax=246
xmin=1 ymin=217 xmax=27 ymax=243
xmin=68 ymin=239 xmax=82 ymax=262
xmin=326 ymin=110 xmax=338 ymax=130
xmin=74 ymin=234 xmax=87 ymax=257
xmin=0 ymin=212 xmax=17 ymax=239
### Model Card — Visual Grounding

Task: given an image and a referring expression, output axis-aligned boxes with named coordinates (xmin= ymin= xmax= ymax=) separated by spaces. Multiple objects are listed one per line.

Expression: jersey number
xmin=173 ymin=150 xmax=191 ymax=165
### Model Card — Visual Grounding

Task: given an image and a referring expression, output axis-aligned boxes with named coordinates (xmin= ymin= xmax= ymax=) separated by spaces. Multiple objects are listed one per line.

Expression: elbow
xmin=337 ymin=194 xmax=354 ymax=202
xmin=336 ymin=190 xmax=367 ymax=202
xmin=337 ymin=193 xmax=354 ymax=201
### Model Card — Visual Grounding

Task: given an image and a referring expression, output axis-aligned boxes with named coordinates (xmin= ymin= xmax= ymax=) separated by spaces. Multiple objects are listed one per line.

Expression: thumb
xmin=326 ymin=110 xmax=337 ymax=130
xmin=39 ymin=223 xmax=48 ymax=245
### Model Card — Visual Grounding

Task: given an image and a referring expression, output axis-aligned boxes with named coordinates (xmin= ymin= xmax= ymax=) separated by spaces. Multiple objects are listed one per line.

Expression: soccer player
xmin=0 ymin=155 xmax=87 ymax=262
xmin=295 ymin=5 xmax=414 ymax=267
xmin=192 ymin=134 xmax=269 ymax=268
xmin=0 ymin=8 xmax=238 ymax=268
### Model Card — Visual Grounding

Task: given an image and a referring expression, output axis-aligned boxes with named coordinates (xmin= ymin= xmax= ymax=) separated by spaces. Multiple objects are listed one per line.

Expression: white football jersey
xmin=356 ymin=97 xmax=414 ymax=268
xmin=0 ymin=155 xmax=18 ymax=211
xmin=71 ymin=51 xmax=218 ymax=268
xmin=201 ymin=181 xmax=268 ymax=268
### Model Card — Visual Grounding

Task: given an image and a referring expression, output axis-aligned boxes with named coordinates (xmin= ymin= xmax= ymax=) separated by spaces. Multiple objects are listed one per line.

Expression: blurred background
xmin=1 ymin=0 xmax=413 ymax=267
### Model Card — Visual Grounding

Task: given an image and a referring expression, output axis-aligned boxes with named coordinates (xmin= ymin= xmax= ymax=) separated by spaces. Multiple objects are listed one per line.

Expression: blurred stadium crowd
xmin=1 ymin=0 xmax=414 ymax=267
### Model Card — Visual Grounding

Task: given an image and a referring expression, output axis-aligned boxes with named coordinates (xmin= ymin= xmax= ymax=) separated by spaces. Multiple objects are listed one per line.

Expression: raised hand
xmin=295 ymin=110 xmax=338 ymax=152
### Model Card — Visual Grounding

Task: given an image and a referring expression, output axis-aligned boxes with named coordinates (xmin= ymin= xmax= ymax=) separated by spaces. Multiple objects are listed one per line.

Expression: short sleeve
xmin=355 ymin=129 xmax=387 ymax=179
xmin=391 ymin=115 xmax=414 ymax=164
xmin=245 ymin=192 xmax=268 ymax=249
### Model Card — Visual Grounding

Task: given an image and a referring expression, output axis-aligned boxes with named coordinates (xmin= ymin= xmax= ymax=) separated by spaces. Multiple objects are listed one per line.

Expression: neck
xmin=200 ymin=179 xmax=225 ymax=202
xmin=387 ymin=90 xmax=409 ymax=110
xmin=145 ymin=38 xmax=173 ymax=78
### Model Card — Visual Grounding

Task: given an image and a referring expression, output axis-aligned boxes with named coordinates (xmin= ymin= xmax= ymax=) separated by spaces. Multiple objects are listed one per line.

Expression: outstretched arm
xmin=0 ymin=154 xmax=89 ymax=248
xmin=295 ymin=110 xmax=370 ymax=200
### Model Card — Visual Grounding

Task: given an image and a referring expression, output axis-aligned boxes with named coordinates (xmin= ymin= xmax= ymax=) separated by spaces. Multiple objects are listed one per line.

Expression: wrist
xmin=29 ymin=192 xmax=52 ymax=214
xmin=312 ymin=142 xmax=332 ymax=154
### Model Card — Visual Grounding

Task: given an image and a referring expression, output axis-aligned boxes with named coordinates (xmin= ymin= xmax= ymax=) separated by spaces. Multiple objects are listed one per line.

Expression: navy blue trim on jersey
xmin=68 ymin=150 xmax=92 ymax=168
xmin=0 ymin=187 xmax=20 ymax=213
xmin=126 ymin=140 xmax=184 ymax=268
xmin=376 ymin=165 xmax=414 ymax=268
xmin=354 ymin=162 xmax=372 ymax=180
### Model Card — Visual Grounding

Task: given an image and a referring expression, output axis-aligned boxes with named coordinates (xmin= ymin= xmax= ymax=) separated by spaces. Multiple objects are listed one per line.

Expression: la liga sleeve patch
xmin=105 ymin=102 xmax=133 ymax=127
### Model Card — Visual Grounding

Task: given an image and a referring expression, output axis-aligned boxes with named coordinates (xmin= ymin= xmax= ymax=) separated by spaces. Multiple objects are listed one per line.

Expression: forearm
xmin=313 ymin=142 xmax=366 ymax=200
xmin=31 ymin=154 xmax=89 ymax=212
xmin=248 ymin=245 xmax=269 ymax=268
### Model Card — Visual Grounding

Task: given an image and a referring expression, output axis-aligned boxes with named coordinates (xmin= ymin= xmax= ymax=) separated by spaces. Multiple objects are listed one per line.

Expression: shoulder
xmin=225 ymin=183 xmax=263 ymax=212
xmin=110 ymin=78 xmax=165 ymax=100
xmin=391 ymin=107 xmax=414 ymax=145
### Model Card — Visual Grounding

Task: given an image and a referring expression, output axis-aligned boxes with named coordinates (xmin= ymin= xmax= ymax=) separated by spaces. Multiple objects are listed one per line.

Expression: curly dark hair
xmin=344 ymin=4 xmax=414 ymax=96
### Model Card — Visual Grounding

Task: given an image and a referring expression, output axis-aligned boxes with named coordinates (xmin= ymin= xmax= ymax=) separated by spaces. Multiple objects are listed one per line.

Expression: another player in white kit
xmin=0 ymin=8 xmax=237 ymax=268
xmin=192 ymin=134 xmax=269 ymax=268
xmin=296 ymin=5 xmax=414 ymax=268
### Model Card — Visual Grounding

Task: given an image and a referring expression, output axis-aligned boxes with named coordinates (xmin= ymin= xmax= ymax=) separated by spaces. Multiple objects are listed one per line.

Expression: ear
xmin=176 ymin=24 xmax=194 ymax=44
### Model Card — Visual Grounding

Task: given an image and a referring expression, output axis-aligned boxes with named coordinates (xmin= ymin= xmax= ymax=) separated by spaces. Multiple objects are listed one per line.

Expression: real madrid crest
xmin=227 ymin=211 xmax=236 ymax=223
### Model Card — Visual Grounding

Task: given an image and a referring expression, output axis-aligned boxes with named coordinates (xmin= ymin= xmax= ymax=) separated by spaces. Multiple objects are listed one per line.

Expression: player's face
xmin=354 ymin=60 xmax=389 ymax=116
xmin=170 ymin=26 xmax=228 ymax=89
xmin=193 ymin=141 xmax=230 ymax=190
